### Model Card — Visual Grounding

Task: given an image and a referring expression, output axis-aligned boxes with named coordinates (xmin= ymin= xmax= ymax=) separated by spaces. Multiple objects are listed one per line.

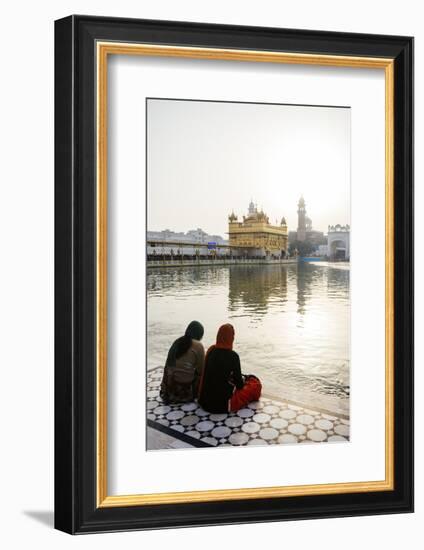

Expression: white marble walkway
xmin=147 ymin=366 xmax=349 ymax=450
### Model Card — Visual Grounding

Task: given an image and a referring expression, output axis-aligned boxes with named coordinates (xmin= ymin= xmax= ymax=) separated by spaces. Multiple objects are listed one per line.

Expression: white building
xmin=147 ymin=228 xmax=228 ymax=256
xmin=327 ymin=225 xmax=350 ymax=260
xmin=147 ymin=228 xmax=227 ymax=245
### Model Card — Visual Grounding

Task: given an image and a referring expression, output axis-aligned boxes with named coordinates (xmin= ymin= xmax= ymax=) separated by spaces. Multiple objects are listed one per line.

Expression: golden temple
xmin=228 ymin=201 xmax=288 ymax=258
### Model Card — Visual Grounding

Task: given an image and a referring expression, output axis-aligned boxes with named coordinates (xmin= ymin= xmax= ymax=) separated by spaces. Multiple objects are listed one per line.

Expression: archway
xmin=330 ymin=239 xmax=347 ymax=260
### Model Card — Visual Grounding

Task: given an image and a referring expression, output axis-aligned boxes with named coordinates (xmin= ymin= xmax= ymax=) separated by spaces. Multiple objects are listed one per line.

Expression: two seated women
xmin=160 ymin=321 xmax=262 ymax=413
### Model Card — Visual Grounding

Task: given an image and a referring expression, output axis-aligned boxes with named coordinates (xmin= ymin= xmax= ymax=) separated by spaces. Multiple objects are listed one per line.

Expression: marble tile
xmin=210 ymin=413 xmax=228 ymax=422
xmin=259 ymin=427 xmax=279 ymax=440
xmin=195 ymin=420 xmax=214 ymax=432
xmin=328 ymin=435 xmax=347 ymax=442
xmin=307 ymin=429 xmax=327 ymax=442
xmin=225 ymin=416 xmax=244 ymax=428
xmin=315 ymin=419 xmax=333 ymax=431
xmin=146 ymin=366 xmax=350 ymax=450
xmin=166 ymin=410 xmax=185 ymax=421
xmin=237 ymin=408 xmax=254 ymax=418
xmin=180 ymin=415 xmax=199 ymax=426
xmin=262 ymin=405 xmax=280 ymax=415
xmin=241 ymin=422 xmax=260 ymax=434
xmin=270 ymin=418 xmax=288 ymax=430
xmin=288 ymin=423 xmax=307 ymax=436
xmin=296 ymin=414 xmax=315 ymax=425
xmin=278 ymin=433 xmax=298 ymax=444
xmin=229 ymin=432 xmax=249 ymax=445
xmin=252 ymin=412 xmax=271 ymax=424
xmin=334 ymin=424 xmax=350 ymax=437
xmin=211 ymin=426 xmax=232 ymax=438
xmin=247 ymin=438 xmax=268 ymax=446
xmin=279 ymin=409 xmax=297 ymax=420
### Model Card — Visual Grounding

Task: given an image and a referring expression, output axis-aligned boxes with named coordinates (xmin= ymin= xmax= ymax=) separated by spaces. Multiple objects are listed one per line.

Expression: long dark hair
xmin=165 ymin=321 xmax=204 ymax=366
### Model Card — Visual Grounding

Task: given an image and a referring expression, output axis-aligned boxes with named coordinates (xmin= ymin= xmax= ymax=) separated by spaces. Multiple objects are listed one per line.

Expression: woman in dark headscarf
xmin=198 ymin=324 xmax=262 ymax=413
xmin=160 ymin=321 xmax=205 ymax=404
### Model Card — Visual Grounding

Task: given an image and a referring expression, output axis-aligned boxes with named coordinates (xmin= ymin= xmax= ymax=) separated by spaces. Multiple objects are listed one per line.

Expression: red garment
xmin=199 ymin=324 xmax=235 ymax=399
xmin=205 ymin=323 xmax=235 ymax=359
xmin=215 ymin=324 xmax=235 ymax=350
xmin=229 ymin=376 xmax=262 ymax=412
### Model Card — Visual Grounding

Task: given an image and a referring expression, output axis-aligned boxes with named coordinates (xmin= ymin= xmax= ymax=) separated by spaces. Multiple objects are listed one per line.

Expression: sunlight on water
xmin=147 ymin=262 xmax=350 ymax=399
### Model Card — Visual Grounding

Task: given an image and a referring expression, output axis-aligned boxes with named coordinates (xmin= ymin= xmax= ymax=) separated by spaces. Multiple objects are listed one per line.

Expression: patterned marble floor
xmin=147 ymin=366 xmax=350 ymax=449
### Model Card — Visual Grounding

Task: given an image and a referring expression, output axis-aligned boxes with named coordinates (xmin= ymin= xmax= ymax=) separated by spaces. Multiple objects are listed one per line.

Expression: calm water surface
xmin=147 ymin=262 xmax=350 ymax=400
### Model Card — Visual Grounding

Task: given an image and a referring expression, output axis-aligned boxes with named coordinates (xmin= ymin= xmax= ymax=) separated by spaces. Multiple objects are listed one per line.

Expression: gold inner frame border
xmin=96 ymin=42 xmax=395 ymax=508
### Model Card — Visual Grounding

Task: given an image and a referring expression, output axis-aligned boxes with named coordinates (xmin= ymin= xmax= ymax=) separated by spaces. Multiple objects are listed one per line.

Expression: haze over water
xmin=147 ymin=262 xmax=350 ymax=406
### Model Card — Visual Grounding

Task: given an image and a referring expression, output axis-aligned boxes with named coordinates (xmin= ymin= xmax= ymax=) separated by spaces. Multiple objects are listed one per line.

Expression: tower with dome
xmin=288 ymin=196 xmax=326 ymax=251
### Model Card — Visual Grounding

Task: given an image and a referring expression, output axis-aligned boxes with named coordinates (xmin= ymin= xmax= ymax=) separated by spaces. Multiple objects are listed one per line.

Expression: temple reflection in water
xmin=228 ymin=264 xmax=288 ymax=317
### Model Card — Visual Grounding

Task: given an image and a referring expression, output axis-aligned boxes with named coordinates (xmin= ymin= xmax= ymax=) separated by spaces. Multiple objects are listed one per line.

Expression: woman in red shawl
xmin=198 ymin=324 xmax=262 ymax=413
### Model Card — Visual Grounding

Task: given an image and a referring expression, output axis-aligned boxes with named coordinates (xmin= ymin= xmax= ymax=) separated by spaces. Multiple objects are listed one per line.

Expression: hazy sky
xmin=147 ymin=99 xmax=350 ymax=237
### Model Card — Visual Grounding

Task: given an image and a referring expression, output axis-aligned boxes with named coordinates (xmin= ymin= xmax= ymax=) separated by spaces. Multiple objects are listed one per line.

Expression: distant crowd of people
xmin=147 ymin=253 xmax=288 ymax=262
xmin=160 ymin=321 xmax=262 ymax=413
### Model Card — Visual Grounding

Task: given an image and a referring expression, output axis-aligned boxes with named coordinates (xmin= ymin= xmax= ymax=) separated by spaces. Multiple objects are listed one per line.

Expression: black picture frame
xmin=55 ymin=15 xmax=414 ymax=534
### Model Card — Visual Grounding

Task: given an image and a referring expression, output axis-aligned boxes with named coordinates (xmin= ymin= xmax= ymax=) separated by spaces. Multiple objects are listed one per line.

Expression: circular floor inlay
xmin=307 ymin=429 xmax=327 ymax=442
xmin=211 ymin=426 xmax=231 ymax=438
xmin=252 ymin=413 xmax=271 ymax=424
xmin=237 ymin=408 xmax=254 ymax=418
xmin=210 ymin=413 xmax=228 ymax=422
xmin=181 ymin=402 xmax=197 ymax=412
xmin=185 ymin=430 xmax=201 ymax=439
xmin=180 ymin=415 xmax=199 ymax=426
xmin=247 ymin=438 xmax=268 ymax=446
xmin=147 ymin=401 xmax=158 ymax=410
xmin=247 ymin=401 xmax=262 ymax=410
xmin=195 ymin=420 xmax=214 ymax=432
xmin=296 ymin=414 xmax=314 ymax=425
xmin=270 ymin=418 xmax=288 ymax=430
xmin=322 ymin=413 xmax=338 ymax=421
xmin=279 ymin=409 xmax=296 ymax=420
xmin=278 ymin=433 xmax=297 ymax=444
xmin=259 ymin=427 xmax=279 ymax=440
xmin=315 ymin=419 xmax=333 ymax=431
xmin=334 ymin=424 xmax=349 ymax=437
xmin=225 ymin=416 xmax=243 ymax=428
xmin=147 ymin=390 xmax=159 ymax=398
xmin=154 ymin=405 xmax=171 ymax=415
xmin=229 ymin=432 xmax=249 ymax=445
xmin=173 ymin=424 xmax=185 ymax=432
xmin=328 ymin=435 xmax=347 ymax=442
xmin=288 ymin=423 xmax=307 ymax=436
xmin=166 ymin=410 xmax=185 ymax=421
xmin=242 ymin=422 xmax=260 ymax=434
xmin=195 ymin=408 xmax=209 ymax=417
xmin=263 ymin=405 xmax=279 ymax=415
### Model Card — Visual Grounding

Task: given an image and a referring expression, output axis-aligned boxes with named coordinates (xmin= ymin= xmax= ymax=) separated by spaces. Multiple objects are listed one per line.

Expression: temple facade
xmin=228 ymin=201 xmax=288 ymax=258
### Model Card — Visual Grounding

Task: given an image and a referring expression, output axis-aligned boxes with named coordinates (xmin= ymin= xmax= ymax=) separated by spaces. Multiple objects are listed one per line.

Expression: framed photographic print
xmin=54 ymin=15 xmax=414 ymax=533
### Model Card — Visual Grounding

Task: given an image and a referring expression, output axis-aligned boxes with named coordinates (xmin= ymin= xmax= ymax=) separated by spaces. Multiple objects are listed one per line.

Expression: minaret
xmin=248 ymin=199 xmax=257 ymax=215
xmin=297 ymin=196 xmax=307 ymax=242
